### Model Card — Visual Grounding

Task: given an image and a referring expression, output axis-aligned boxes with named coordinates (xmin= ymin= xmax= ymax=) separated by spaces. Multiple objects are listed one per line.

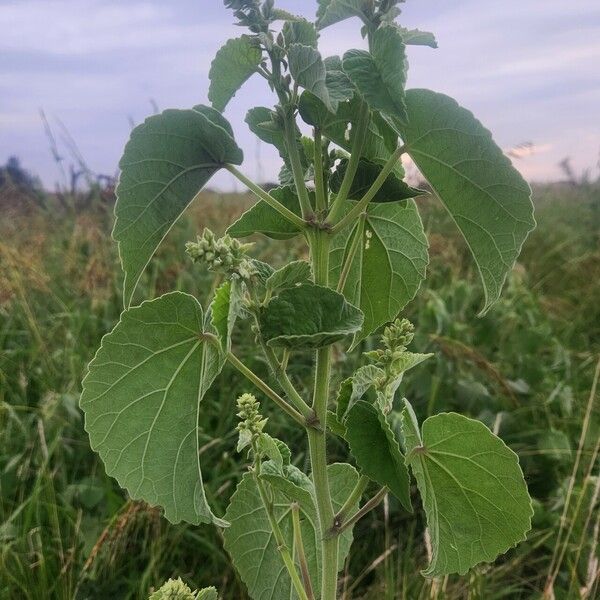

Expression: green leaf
xmin=396 ymin=26 xmax=438 ymax=48
xmin=211 ymin=279 xmax=245 ymax=352
xmin=114 ymin=106 xmax=242 ymax=307
xmin=336 ymin=364 xmax=383 ymax=420
xmin=266 ymin=261 xmax=312 ymax=294
xmin=227 ymin=186 xmax=303 ymax=240
xmin=258 ymin=433 xmax=284 ymax=473
xmin=282 ymin=19 xmax=318 ymax=48
xmin=245 ymin=107 xmax=287 ymax=160
xmin=288 ymin=44 xmax=336 ymax=113
xmin=259 ymin=283 xmax=364 ymax=349
xmin=330 ymin=200 xmax=428 ymax=344
xmin=324 ymin=56 xmax=355 ymax=106
xmin=316 ymin=0 xmax=366 ymax=29
xmin=343 ymin=25 xmax=408 ymax=124
xmin=399 ymin=89 xmax=535 ymax=312
xmin=400 ymin=400 xmax=533 ymax=576
xmin=208 ymin=36 xmax=262 ymax=112
xmin=346 ymin=400 xmax=412 ymax=511
xmin=224 ymin=463 xmax=358 ymax=599
xmin=80 ymin=292 xmax=226 ymax=526
xmin=330 ymin=158 xmax=424 ymax=202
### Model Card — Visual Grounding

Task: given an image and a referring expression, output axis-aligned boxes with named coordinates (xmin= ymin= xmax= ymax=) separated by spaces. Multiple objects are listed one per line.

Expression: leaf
xmin=224 ymin=463 xmax=358 ymax=599
xmin=396 ymin=26 xmax=438 ymax=48
xmin=336 ymin=364 xmax=383 ymax=420
xmin=288 ymin=44 xmax=336 ymax=112
xmin=259 ymin=283 xmax=364 ymax=349
xmin=114 ymin=105 xmax=242 ymax=307
xmin=399 ymin=89 xmax=535 ymax=312
xmin=330 ymin=200 xmax=428 ymax=344
xmin=227 ymin=186 xmax=304 ymax=240
xmin=208 ymin=36 xmax=262 ymax=111
xmin=211 ymin=279 xmax=245 ymax=352
xmin=345 ymin=400 xmax=412 ymax=511
xmin=400 ymin=400 xmax=533 ymax=576
xmin=282 ymin=19 xmax=318 ymax=48
xmin=80 ymin=292 xmax=226 ymax=526
xmin=245 ymin=107 xmax=288 ymax=160
xmin=257 ymin=433 xmax=284 ymax=473
xmin=316 ymin=0 xmax=366 ymax=29
xmin=330 ymin=158 xmax=424 ymax=202
xmin=324 ymin=56 xmax=355 ymax=106
xmin=342 ymin=25 xmax=408 ymax=124
xmin=266 ymin=261 xmax=312 ymax=294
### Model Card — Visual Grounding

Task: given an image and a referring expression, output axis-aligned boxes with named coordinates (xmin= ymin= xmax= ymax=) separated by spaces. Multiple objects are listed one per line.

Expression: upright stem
xmin=307 ymin=231 xmax=339 ymax=600
xmin=328 ymin=101 xmax=370 ymax=222
xmin=314 ymin=128 xmax=327 ymax=213
xmin=284 ymin=112 xmax=313 ymax=218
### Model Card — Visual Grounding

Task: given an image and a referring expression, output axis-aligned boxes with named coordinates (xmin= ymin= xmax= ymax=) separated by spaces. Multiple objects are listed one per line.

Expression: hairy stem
xmin=330 ymin=145 xmax=406 ymax=234
xmin=307 ymin=231 xmax=339 ymax=600
xmin=328 ymin=101 xmax=370 ymax=222
xmin=292 ymin=502 xmax=316 ymax=600
xmin=226 ymin=352 xmax=306 ymax=426
xmin=226 ymin=164 xmax=306 ymax=229
xmin=253 ymin=458 xmax=310 ymax=600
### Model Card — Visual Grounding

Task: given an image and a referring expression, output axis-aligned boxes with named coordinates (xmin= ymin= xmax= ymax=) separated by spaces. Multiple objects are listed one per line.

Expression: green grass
xmin=0 ymin=182 xmax=598 ymax=599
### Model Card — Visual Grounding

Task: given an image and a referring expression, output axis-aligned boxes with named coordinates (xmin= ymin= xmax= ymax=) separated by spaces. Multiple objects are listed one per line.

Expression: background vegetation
xmin=1 ymin=158 xmax=598 ymax=599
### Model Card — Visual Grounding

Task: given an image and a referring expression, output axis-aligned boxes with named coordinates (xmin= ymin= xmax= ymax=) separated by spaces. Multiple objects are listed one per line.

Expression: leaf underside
xmin=399 ymin=89 xmax=535 ymax=313
xmin=113 ymin=105 xmax=242 ymax=307
xmin=330 ymin=200 xmax=428 ymax=344
xmin=80 ymin=292 xmax=226 ymax=526
xmin=401 ymin=401 xmax=533 ymax=576
xmin=345 ymin=400 xmax=412 ymax=511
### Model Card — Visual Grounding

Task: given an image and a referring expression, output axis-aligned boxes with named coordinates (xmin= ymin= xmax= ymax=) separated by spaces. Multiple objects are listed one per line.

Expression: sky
xmin=1 ymin=0 xmax=599 ymax=190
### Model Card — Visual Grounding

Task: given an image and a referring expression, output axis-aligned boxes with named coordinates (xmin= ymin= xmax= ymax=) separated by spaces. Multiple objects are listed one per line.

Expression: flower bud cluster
xmin=149 ymin=577 xmax=196 ymax=600
xmin=185 ymin=229 xmax=255 ymax=281
xmin=236 ymin=393 xmax=267 ymax=451
xmin=366 ymin=318 xmax=415 ymax=366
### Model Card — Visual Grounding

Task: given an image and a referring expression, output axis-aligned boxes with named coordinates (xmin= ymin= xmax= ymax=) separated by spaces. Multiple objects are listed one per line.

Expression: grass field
xmin=0 ymin=177 xmax=599 ymax=599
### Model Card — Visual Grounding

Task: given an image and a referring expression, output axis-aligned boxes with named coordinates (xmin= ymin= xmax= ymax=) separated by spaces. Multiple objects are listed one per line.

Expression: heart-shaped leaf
xmin=208 ymin=36 xmax=262 ymax=112
xmin=114 ymin=106 xmax=242 ymax=306
xmin=259 ymin=283 xmax=364 ymax=349
xmin=330 ymin=200 xmax=428 ymax=344
xmin=399 ymin=89 xmax=535 ymax=313
xmin=400 ymin=400 xmax=533 ymax=576
xmin=316 ymin=0 xmax=366 ymax=29
xmin=80 ymin=292 xmax=226 ymax=526
xmin=346 ymin=400 xmax=412 ymax=511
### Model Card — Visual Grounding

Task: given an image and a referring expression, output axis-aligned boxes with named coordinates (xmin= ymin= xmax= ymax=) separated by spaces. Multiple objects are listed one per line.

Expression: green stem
xmin=226 ymin=164 xmax=306 ymax=230
xmin=307 ymin=231 xmax=339 ymax=600
xmin=328 ymin=101 xmax=370 ymax=222
xmin=253 ymin=462 xmax=310 ymax=600
xmin=226 ymin=352 xmax=306 ymax=427
xmin=330 ymin=145 xmax=406 ymax=234
xmin=335 ymin=487 xmax=388 ymax=537
xmin=292 ymin=502 xmax=316 ymax=600
xmin=284 ymin=112 xmax=313 ymax=218
xmin=336 ymin=212 xmax=366 ymax=293
xmin=314 ymin=128 xmax=327 ymax=213
xmin=335 ymin=475 xmax=370 ymax=522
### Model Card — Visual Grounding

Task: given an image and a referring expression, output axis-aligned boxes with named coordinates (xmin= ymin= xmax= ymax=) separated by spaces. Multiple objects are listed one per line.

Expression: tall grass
xmin=0 ymin=181 xmax=598 ymax=599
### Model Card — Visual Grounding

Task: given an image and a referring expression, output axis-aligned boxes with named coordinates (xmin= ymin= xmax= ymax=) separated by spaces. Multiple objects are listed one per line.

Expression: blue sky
xmin=1 ymin=0 xmax=599 ymax=189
